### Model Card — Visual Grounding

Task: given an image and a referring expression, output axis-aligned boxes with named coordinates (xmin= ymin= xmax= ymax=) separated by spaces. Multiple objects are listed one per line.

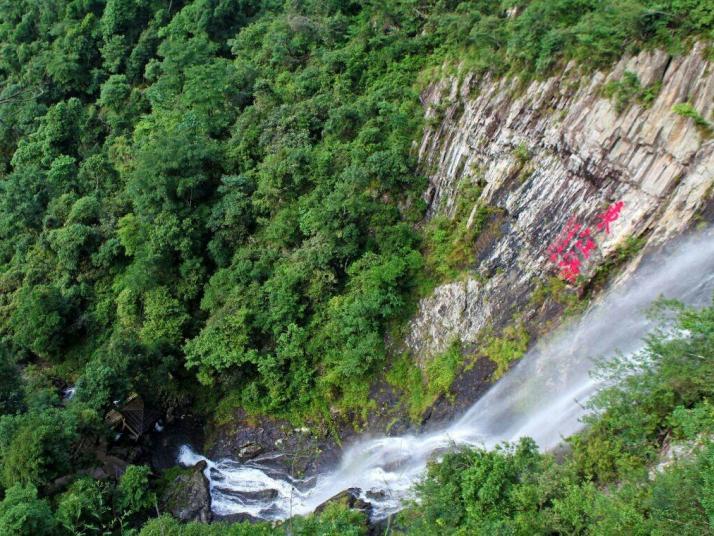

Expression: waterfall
xmin=178 ymin=229 xmax=714 ymax=521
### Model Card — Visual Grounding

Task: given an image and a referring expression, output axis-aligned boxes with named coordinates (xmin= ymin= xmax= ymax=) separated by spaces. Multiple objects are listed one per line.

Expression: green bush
xmin=482 ymin=323 xmax=530 ymax=378
xmin=9 ymin=285 xmax=72 ymax=361
xmin=116 ymin=465 xmax=156 ymax=517
xmin=0 ymin=345 xmax=22 ymax=416
xmin=140 ymin=515 xmax=274 ymax=535
xmin=0 ymin=409 xmax=79 ymax=489
xmin=387 ymin=340 xmax=464 ymax=421
xmin=673 ymin=102 xmax=713 ymax=136
xmin=56 ymin=478 xmax=111 ymax=535
xmin=603 ymin=71 xmax=662 ymax=113
xmin=0 ymin=484 xmax=56 ymax=536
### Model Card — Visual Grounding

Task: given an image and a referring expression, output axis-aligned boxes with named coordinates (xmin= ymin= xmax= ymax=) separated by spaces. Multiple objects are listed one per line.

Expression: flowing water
xmin=179 ymin=229 xmax=714 ymax=521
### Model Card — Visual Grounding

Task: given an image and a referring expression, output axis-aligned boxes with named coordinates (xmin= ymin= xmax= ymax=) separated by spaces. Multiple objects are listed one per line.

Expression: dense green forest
xmin=0 ymin=0 xmax=712 ymax=533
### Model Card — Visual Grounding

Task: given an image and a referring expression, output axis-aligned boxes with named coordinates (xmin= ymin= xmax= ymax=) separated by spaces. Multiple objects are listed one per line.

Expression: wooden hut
xmin=105 ymin=394 xmax=160 ymax=440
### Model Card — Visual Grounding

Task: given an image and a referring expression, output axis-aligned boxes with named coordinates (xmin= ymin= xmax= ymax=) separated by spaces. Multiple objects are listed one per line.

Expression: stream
xmin=179 ymin=229 xmax=714 ymax=521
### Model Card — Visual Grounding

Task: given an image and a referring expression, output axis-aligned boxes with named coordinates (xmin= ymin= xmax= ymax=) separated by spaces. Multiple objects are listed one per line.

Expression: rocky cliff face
xmin=205 ymin=44 xmax=713 ymax=465
xmin=406 ymin=42 xmax=713 ymax=363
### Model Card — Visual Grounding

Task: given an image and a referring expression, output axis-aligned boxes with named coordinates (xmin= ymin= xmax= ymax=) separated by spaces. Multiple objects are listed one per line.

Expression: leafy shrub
xmin=116 ymin=465 xmax=156 ymax=516
xmin=0 ymin=484 xmax=56 ymax=536
xmin=9 ymin=285 xmax=72 ymax=360
xmin=387 ymin=340 xmax=464 ymax=421
xmin=56 ymin=478 xmax=111 ymax=535
xmin=0 ymin=345 xmax=22 ymax=416
xmin=0 ymin=408 xmax=79 ymax=489
xmin=140 ymin=515 xmax=274 ymax=535
xmin=673 ymin=102 xmax=713 ymax=136
xmin=421 ymin=180 xmax=489 ymax=285
xmin=290 ymin=503 xmax=368 ymax=536
xmin=603 ymin=71 xmax=662 ymax=113
xmin=482 ymin=322 xmax=530 ymax=378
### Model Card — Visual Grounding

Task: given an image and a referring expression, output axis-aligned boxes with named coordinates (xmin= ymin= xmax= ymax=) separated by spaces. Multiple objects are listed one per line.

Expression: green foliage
xmin=289 ymin=502 xmax=368 ymax=535
xmin=482 ymin=322 xmax=530 ymax=378
xmin=116 ymin=465 xmax=156 ymax=517
xmin=139 ymin=502 xmax=366 ymax=535
xmin=314 ymin=250 xmax=423 ymax=411
xmin=75 ymin=356 xmax=130 ymax=412
xmin=401 ymin=438 xmax=562 ymax=535
xmin=513 ymin=143 xmax=531 ymax=164
xmin=10 ymin=285 xmax=72 ymax=360
xmin=0 ymin=345 xmax=22 ymax=416
xmin=387 ymin=340 xmax=464 ymax=422
xmin=528 ymin=276 xmax=584 ymax=319
xmin=673 ymin=102 xmax=713 ymax=137
xmin=421 ymin=180 xmax=489 ymax=285
xmin=55 ymin=478 xmax=111 ymax=535
xmin=670 ymin=400 xmax=714 ymax=439
xmin=139 ymin=287 xmax=189 ymax=348
xmin=432 ymin=0 xmax=714 ymax=79
xmin=588 ymin=235 xmax=647 ymax=292
xmin=0 ymin=484 xmax=56 ymax=536
xmin=603 ymin=71 xmax=662 ymax=113
xmin=0 ymin=408 xmax=80 ymax=489
xmin=140 ymin=515 xmax=273 ymax=535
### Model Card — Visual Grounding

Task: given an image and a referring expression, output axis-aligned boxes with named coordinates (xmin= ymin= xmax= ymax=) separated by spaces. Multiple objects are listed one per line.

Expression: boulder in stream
xmin=237 ymin=441 xmax=263 ymax=461
xmin=314 ymin=487 xmax=373 ymax=517
xmin=213 ymin=486 xmax=279 ymax=501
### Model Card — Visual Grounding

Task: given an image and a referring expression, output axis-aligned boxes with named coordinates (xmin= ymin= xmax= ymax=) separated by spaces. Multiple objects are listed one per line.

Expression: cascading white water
xmin=179 ymin=229 xmax=714 ymax=521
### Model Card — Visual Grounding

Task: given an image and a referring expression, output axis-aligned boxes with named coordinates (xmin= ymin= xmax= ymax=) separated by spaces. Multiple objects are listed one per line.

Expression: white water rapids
xmin=179 ymin=229 xmax=714 ymax=521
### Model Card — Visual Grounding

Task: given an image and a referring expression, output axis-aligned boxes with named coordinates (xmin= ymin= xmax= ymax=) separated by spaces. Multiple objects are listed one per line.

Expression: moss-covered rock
xmin=161 ymin=461 xmax=212 ymax=523
xmin=314 ymin=488 xmax=372 ymax=518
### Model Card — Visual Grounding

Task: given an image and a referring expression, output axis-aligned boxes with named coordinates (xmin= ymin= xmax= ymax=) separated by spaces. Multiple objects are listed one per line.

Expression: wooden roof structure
xmin=105 ymin=394 xmax=160 ymax=440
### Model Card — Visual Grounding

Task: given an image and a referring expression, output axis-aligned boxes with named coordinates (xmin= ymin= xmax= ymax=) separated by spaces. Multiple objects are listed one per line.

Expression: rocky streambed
xmin=150 ymin=367 xmax=495 ymax=525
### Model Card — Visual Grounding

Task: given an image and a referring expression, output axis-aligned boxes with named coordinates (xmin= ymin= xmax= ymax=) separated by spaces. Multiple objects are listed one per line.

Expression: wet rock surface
xmin=314 ymin=488 xmax=373 ymax=518
xmin=237 ymin=441 xmax=263 ymax=461
xmin=206 ymin=410 xmax=337 ymax=477
xmin=151 ymin=416 xmax=206 ymax=470
xmin=162 ymin=460 xmax=213 ymax=523
xmin=213 ymin=512 xmax=263 ymax=524
xmin=214 ymin=487 xmax=279 ymax=501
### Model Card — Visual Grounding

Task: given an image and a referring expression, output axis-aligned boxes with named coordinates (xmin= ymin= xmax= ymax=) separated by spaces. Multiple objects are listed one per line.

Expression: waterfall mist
xmin=179 ymin=229 xmax=714 ymax=521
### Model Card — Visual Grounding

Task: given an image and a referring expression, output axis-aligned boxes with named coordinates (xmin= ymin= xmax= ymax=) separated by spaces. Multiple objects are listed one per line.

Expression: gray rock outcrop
xmin=314 ymin=487 xmax=373 ymax=517
xmin=407 ymin=42 xmax=714 ymax=363
xmin=162 ymin=461 xmax=213 ymax=523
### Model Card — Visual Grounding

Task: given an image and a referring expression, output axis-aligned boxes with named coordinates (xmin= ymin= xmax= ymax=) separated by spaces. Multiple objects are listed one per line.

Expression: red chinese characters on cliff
xmin=546 ymin=201 xmax=624 ymax=283
xmin=596 ymin=200 xmax=624 ymax=234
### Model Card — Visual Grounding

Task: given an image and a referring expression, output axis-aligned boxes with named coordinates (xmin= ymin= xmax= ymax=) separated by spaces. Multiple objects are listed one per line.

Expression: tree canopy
xmin=0 ymin=0 xmax=711 ymax=533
